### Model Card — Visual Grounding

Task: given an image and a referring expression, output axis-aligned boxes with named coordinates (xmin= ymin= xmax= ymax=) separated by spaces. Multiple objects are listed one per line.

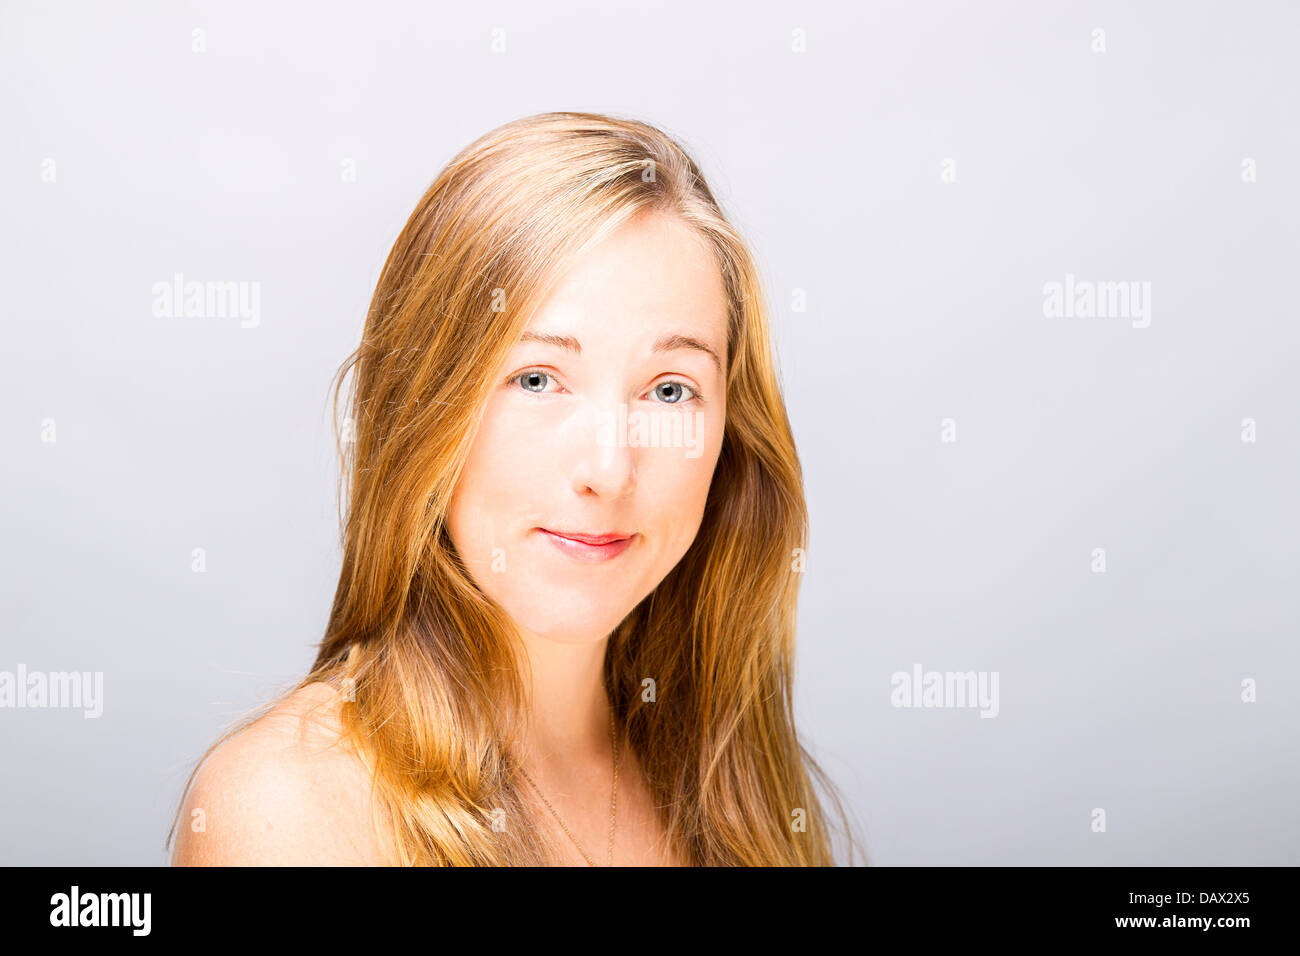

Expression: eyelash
xmin=508 ymin=367 xmax=703 ymax=404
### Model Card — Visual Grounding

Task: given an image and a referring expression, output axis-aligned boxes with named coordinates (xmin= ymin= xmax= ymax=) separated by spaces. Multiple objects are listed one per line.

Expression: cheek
xmin=638 ymin=440 xmax=720 ymax=561
xmin=447 ymin=407 xmax=539 ymax=573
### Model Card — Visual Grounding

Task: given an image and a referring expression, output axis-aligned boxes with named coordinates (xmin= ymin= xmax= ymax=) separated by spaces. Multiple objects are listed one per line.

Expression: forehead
xmin=523 ymin=210 xmax=729 ymax=352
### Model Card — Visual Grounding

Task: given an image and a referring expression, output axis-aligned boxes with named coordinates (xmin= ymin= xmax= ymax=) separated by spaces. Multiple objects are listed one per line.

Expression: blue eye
xmin=514 ymin=370 xmax=554 ymax=393
xmin=651 ymin=381 xmax=698 ymax=404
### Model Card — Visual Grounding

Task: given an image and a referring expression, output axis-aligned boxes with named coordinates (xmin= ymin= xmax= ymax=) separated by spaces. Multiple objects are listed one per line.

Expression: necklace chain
xmin=517 ymin=710 xmax=620 ymax=866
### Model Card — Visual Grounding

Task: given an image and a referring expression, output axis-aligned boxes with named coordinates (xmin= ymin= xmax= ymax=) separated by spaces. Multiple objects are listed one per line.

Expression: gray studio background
xmin=2 ymin=0 xmax=1297 ymax=865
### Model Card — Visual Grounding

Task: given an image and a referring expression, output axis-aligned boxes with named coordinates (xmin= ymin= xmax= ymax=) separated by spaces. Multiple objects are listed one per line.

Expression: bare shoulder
xmin=171 ymin=681 xmax=389 ymax=866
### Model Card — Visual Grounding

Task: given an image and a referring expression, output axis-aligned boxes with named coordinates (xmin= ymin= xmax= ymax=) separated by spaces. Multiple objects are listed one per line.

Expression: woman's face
xmin=447 ymin=209 xmax=729 ymax=645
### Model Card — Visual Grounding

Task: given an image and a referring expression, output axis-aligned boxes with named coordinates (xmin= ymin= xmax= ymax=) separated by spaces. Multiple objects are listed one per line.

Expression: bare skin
xmin=512 ymin=689 xmax=686 ymax=867
xmin=171 ymin=682 xmax=388 ymax=866
xmin=171 ymin=681 xmax=684 ymax=866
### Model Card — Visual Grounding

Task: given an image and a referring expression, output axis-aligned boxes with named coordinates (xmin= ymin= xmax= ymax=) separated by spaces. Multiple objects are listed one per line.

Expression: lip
xmin=538 ymin=528 xmax=635 ymax=562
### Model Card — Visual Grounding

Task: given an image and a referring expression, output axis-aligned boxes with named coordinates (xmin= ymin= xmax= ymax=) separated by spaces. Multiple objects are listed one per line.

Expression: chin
xmin=509 ymin=596 xmax=635 ymax=646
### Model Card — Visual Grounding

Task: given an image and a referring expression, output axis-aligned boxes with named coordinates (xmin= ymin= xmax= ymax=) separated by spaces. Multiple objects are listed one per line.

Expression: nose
xmin=568 ymin=400 xmax=637 ymax=499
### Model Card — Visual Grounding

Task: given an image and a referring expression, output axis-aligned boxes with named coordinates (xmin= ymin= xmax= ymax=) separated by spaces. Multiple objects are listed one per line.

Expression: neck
xmin=514 ymin=628 xmax=615 ymax=773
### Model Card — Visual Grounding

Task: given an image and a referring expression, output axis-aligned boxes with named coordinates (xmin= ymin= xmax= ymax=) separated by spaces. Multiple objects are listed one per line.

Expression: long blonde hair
xmin=169 ymin=111 xmax=860 ymax=866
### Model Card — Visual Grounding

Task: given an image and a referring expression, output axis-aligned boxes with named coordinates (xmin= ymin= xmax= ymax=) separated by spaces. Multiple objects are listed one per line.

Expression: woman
xmin=169 ymin=111 xmax=857 ymax=866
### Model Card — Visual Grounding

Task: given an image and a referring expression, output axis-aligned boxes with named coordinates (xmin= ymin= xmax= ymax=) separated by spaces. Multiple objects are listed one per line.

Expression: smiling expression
xmin=446 ymin=209 xmax=730 ymax=645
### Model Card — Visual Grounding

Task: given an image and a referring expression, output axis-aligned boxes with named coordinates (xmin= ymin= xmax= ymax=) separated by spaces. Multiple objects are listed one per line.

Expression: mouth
xmin=537 ymin=528 xmax=636 ymax=562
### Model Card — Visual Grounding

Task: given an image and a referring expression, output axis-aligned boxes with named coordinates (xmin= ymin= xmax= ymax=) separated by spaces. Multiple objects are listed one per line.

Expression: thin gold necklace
xmin=517 ymin=710 xmax=621 ymax=866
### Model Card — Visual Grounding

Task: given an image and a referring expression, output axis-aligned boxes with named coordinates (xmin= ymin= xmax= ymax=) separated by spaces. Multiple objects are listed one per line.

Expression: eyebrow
xmin=517 ymin=330 xmax=724 ymax=375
